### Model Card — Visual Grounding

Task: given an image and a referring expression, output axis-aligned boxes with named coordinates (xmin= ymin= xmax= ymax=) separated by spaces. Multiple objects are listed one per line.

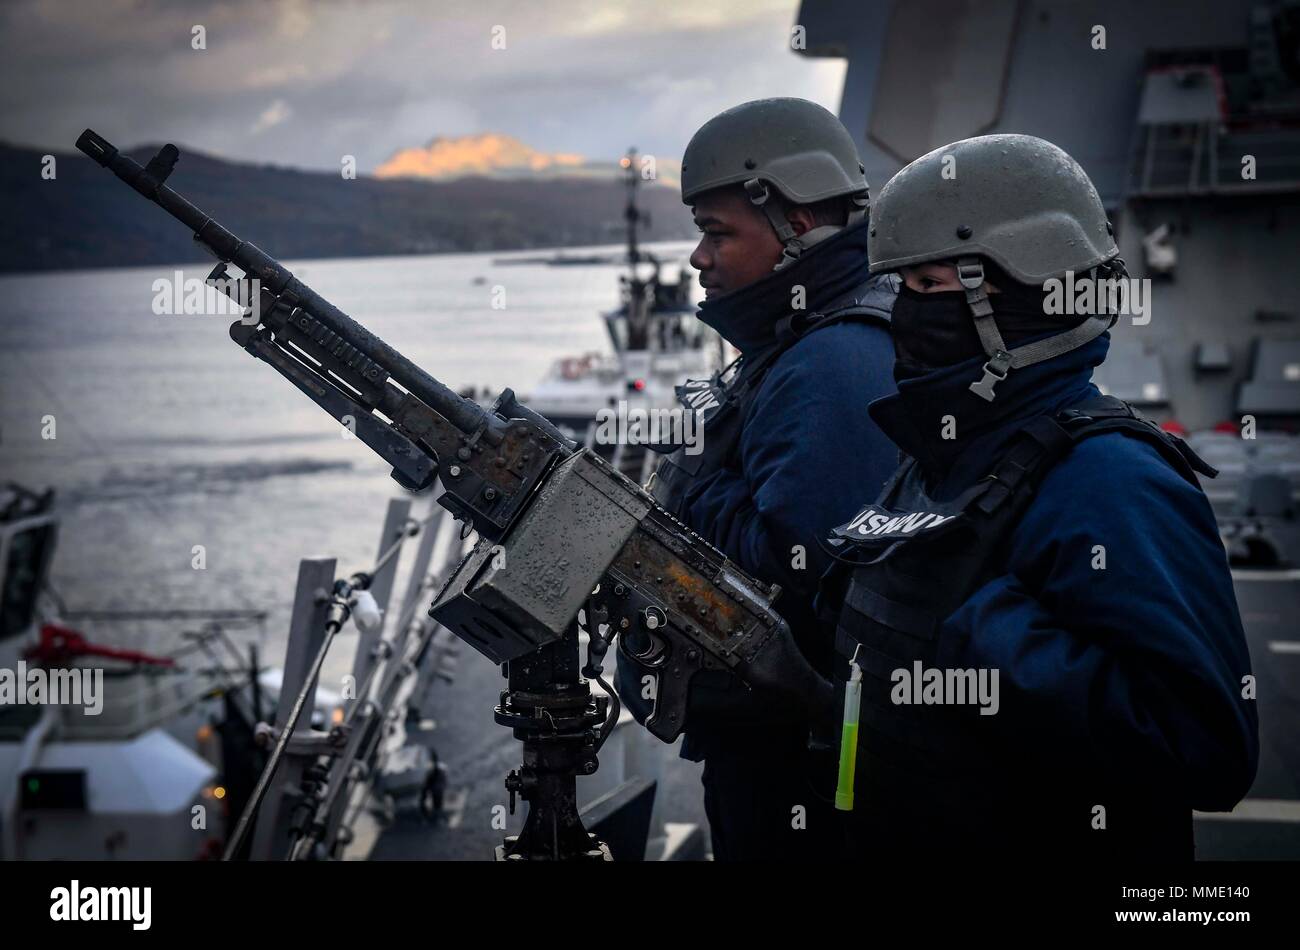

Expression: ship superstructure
xmin=797 ymin=0 xmax=1300 ymax=858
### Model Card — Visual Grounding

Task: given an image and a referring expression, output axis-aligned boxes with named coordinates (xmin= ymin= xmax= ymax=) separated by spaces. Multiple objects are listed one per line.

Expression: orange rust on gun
xmin=662 ymin=560 xmax=745 ymax=642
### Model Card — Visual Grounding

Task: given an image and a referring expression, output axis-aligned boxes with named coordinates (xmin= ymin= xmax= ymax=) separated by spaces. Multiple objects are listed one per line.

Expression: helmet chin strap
xmin=958 ymin=256 xmax=1117 ymax=402
xmin=745 ymin=179 xmax=870 ymax=271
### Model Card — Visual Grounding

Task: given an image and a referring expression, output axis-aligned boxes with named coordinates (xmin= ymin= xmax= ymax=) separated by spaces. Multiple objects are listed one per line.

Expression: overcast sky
xmin=0 ymin=0 xmax=847 ymax=173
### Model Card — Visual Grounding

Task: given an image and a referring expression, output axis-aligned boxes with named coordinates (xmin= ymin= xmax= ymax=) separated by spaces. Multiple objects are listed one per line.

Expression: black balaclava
xmin=695 ymin=217 xmax=873 ymax=357
xmin=890 ymin=259 xmax=1090 ymax=383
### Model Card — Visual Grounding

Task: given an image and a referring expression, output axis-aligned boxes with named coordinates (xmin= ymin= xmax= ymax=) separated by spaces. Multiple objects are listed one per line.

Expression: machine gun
xmin=76 ymin=130 xmax=833 ymax=860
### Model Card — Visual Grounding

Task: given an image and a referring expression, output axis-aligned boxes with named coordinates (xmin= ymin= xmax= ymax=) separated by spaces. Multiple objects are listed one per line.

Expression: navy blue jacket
xmin=670 ymin=223 xmax=899 ymax=754
xmin=685 ymin=319 xmax=898 ymax=648
xmin=867 ymin=334 xmax=1259 ymax=827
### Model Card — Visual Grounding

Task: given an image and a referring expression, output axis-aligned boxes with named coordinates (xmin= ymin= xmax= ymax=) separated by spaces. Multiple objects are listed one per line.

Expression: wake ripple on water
xmin=66 ymin=457 xmax=355 ymax=504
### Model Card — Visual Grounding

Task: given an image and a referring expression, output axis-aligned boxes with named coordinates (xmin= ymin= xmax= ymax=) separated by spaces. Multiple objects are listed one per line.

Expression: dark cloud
xmin=1 ymin=0 xmax=845 ymax=171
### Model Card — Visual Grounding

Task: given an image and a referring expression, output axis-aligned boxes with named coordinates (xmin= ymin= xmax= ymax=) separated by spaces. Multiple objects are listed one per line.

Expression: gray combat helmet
xmin=681 ymin=98 xmax=871 ymax=268
xmin=869 ymin=133 xmax=1122 ymax=401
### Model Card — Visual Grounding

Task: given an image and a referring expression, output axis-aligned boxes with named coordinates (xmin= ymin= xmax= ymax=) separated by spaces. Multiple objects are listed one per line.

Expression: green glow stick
xmin=835 ymin=647 xmax=863 ymax=811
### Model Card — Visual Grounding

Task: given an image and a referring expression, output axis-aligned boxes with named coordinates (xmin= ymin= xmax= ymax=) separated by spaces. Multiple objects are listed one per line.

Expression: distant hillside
xmin=1 ymin=140 xmax=695 ymax=273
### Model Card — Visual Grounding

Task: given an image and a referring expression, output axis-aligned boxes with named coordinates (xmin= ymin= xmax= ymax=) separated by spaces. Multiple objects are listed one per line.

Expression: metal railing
xmin=1128 ymin=121 xmax=1300 ymax=196
xmin=227 ymin=495 xmax=469 ymax=861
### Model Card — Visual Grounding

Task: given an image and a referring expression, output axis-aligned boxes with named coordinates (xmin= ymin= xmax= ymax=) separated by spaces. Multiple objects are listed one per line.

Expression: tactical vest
xmin=821 ymin=395 xmax=1217 ymax=853
xmin=646 ymin=277 xmax=895 ymax=518
xmin=621 ymin=277 xmax=894 ymax=746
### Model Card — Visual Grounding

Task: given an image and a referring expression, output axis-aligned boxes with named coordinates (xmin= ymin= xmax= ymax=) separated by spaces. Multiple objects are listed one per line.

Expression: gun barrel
xmin=75 ymin=129 xmax=491 ymax=438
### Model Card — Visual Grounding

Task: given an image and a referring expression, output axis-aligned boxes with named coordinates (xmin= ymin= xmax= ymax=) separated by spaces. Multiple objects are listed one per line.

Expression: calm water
xmin=0 ymin=242 xmax=696 ymax=680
